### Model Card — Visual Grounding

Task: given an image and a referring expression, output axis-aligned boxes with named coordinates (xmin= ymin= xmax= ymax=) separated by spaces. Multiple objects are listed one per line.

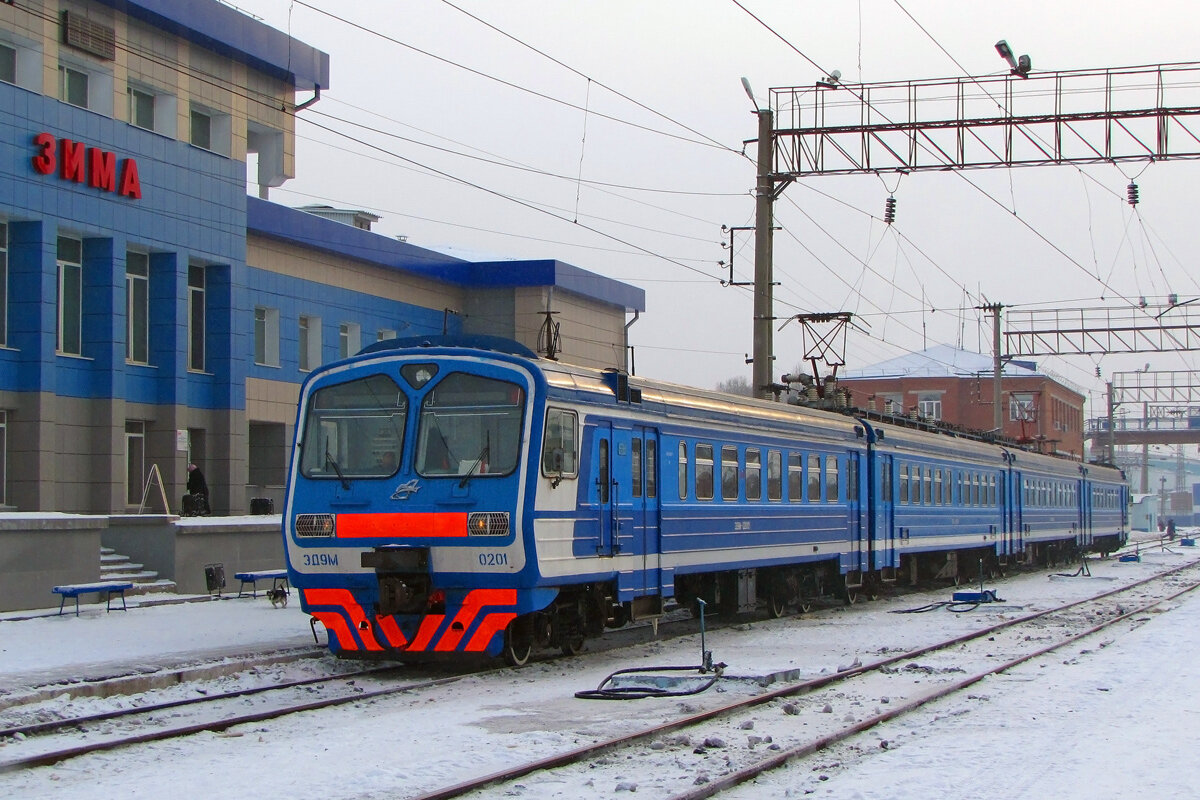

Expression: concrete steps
xmin=99 ymin=547 xmax=176 ymax=595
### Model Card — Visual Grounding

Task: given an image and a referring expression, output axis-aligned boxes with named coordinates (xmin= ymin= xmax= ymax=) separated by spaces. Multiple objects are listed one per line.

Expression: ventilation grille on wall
xmin=62 ymin=11 xmax=116 ymax=61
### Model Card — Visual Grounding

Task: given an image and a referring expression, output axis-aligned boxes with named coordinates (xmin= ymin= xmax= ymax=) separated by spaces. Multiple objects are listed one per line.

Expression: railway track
xmin=404 ymin=555 xmax=1200 ymax=799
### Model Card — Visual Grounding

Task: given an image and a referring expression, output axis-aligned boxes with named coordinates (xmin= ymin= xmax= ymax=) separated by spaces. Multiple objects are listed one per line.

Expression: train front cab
xmin=283 ymin=348 xmax=551 ymax=662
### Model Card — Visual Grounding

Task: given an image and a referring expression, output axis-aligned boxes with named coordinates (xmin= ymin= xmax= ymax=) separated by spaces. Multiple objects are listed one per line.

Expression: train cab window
xmin=807 ymin=454 xmax=821 ymax=502
xmin=300 ymin=373 xmax=407 ymax=480
xmin=788 ymin=453 xmax=803 ymax=502
xmin=631 ymin=437 xmax=643 ymax=498
xmin=646 ymin=439 xmax=657 ymax=499
xmin=721 ymin=445 xmax=739 ymax=501
xmin=746 ymin=448 xmax=762 ymax=501
xmin=678 ymin=442 xmax=688 ymax=500
xmin=696 ymin=443 xmax=714 ymax=500
xmin=899 ymin=464 xmax=909 ymax=504
xmin=826 ymin=458 xmax=839 ymax=503
xmin=767 ymin=450 xmax=782 ymax=501
xmin=416 ymin=373 xmax=525 ymax=477
xmin=541 ymin=408 xmax=578 ymax=480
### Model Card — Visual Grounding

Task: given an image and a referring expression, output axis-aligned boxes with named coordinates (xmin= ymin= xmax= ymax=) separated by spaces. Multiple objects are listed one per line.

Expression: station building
xmin=0 ymin=0 xmax=644 ymax=515
xmin=838 ymin=344 xmax=1087 ymax=459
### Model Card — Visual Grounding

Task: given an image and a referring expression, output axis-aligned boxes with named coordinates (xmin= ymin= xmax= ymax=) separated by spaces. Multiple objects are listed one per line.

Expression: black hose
xmin=575 ymin=663 xmax=724 ymax=700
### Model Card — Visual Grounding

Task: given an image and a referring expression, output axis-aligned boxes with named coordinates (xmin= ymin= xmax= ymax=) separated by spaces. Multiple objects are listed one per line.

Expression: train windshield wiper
xmin=458 ymin=432 xmax=490 ymax=489
xmin=325 ymin=451 xmax=351 ymax=490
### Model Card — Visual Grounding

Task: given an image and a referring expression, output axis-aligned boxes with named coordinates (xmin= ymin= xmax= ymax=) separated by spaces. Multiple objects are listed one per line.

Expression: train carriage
xmin=282 ymin=336 xmax=1127 ymax=665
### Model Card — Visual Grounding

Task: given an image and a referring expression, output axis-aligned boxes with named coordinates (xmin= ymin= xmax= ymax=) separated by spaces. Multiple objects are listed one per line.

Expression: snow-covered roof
xmin=842 ymin=343 xmax=1040 ymax=379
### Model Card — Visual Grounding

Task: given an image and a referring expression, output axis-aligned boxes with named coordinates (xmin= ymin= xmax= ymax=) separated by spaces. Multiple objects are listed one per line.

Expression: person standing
xmin=186 ymin=463 xmax=210 ymax=515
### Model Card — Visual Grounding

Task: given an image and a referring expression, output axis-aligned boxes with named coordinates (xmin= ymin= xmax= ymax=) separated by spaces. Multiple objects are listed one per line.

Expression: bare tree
xmin=715 ymin=375 xmax=753 ymax=396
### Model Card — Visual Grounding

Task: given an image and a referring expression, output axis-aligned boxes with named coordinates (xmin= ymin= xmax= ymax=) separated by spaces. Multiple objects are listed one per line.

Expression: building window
xmin=917 ymin=396 xmax=942 ymax=421
xmin=190 ymin=104 xmax=231 ymax=155
xmin=128 ymin=86 xmax=154 ymax=129
xmin=57 ymin=236 xmax=82 ymax=355
xmin=1010 ymin=393 xmax=1037 ymax=422
xmin=0 ymin=222 xmax=7 ymax=347
xmin=191 ymin=107 xmax=211 ymax=149
xmin=299 ymin=315 xmax=321 ymax=371
xmin=125 ymin=251 xmax=149 ymax=364
xmin=338 ymin=322 xmax=361 ymax=359
xmin=125 ymin=420 xmax=145 ymax=506
xmin=59 ymin=64 xmax=89 ymax=108
xmin=0 ymin=43 xmax=14 ymax=85
xmin=254 ymin=306 xmax=280 ymax=367
xmin=187 ymin=264 xmax=205 ymax=371
xmin=377 ymin=328 xmax=397 ymax=342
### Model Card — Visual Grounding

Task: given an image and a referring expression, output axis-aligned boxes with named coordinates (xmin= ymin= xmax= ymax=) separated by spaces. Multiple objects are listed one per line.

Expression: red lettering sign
xmin=31 ymin=132 xmax=56 ymax=174
xmin=31 ymin=132 xmax=141 ymax=200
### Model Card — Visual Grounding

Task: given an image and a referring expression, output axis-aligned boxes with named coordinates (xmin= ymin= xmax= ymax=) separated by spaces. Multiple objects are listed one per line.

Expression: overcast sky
xmin=229 ymin=0 xmax=1200 ymax=414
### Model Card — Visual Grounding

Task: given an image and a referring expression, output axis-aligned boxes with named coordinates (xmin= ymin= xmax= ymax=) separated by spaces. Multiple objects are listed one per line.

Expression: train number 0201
xmin=303 ymin=552 xmax=339 ymax=567
xmin=478 ymin=552 xmax=509 ymax=567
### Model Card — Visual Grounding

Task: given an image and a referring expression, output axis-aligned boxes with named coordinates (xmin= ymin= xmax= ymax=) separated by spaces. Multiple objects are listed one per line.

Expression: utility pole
xmin=977 ymin=303 xmax=1004 ymax=434
xmin=752 ymin=106 xmax=775 ymax=400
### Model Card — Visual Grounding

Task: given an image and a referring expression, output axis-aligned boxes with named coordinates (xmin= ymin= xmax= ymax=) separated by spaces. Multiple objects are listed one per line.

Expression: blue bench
xmin=52 ymin=581 xmax=135 ymax=616
xmin=234 ymin=569 xmax=290 ymax=598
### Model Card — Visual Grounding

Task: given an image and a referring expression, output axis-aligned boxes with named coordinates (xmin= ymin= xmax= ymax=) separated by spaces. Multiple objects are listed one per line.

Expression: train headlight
xmin=467 ymin=512 xmax=510 ymax=537
xmin=295 ymin=513 xmax=336 ymax=538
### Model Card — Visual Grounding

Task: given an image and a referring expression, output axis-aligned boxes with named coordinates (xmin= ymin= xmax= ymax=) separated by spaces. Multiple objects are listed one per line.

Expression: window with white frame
xmin=339 ymin=322 xmax=361 ymax=359
xmin=190 ymin=104 xmax=231 ymax=156
xmin=125 ymin=251 xmax=148 ymax=364
xmin=57 ymin=236 xmax=82 ymax=355
xmin=916 ymin=394 xmax=942 ymax=421
xmin=187 ymin=264 xmax=205 ymax=371
xmin=1010 ymin=392 xmax=1037 ymax=422
xmin=299 ymin=315 xmax=321 ymax=371
xmin=59 ymin=63 xmax=89 ymax=108
xmin=254 ymin=306 xmax=280 ymax=367
xmin=0 ymin=222 xmax=7 ymax=347
xmin=377 ymin=328 xmax=397 ymax=342
xmin=125 ymin=420 xmax=145 ymax=506
xmin=128 ymin=86 xmax=154 ymax=129
xmin=126 ymin=84 xmax=176 ymax=134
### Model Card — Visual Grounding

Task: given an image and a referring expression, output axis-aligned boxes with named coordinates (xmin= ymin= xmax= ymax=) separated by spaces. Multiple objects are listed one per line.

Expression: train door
xmin=1081 ymin=479 xmax=1093 ymax=548
xmin=873 ymin=453 xmax=897 ymax=572
xmin=846 ymin=450 xmax=865 ymax=575
xmin=591 ymin=421 xmax=616 ymax=556
xmin=630 ymin=426 xmax=662 ymax=596
xmin=1010 ymin=469 xmax=1024 ymax=555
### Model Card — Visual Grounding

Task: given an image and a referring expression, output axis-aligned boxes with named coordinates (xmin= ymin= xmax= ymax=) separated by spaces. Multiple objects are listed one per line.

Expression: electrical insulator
xmin=883 ymin=196 xmax=897 ymax=224
xmin=1095 ymin=365 xmax=1102 ymax=378
xmin=1127 ymin=182 xmax=1139 ymax=206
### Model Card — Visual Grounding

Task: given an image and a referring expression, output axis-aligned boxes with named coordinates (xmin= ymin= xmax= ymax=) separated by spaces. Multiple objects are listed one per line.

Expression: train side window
xmin=956 ymin=472 xmax=963 ymax=505
xmin=943 ymin=470 xmax=951 ymax=506
xmin=678 ymin=442 xmax=688 ymax=500
xmin=881 ymin=461 xmax=892 ymax=501
xmin=767 ymin=450 xmax=782 ymax=501
xmin=746 ymin=448 xmax=762 ymax=501
xmin=721 ymin=445 xmax=739 ymax=500
xmin=899 ymin=464 xmax=909 ymax=504
xmin=646 ymin=439 xmax=657 ymax=499
xmin=826 ymin=457 xmax=839 ymax=503
xmin=933 ymin=468 xmax=943 ymax=505
xmin=807 ymin=454 xmax=821 ymax=502
xmin=788 ymin=453 xmax=803 ymax=502
xmin=696 ymin=443 xmax=714 ymax=500
xmin=991 ymin=475 xmax=997 ymax=506
xmin=597 ymin=439 xmax=610 ymax=504
xmin=923 ymin=467 xmax=932 ymax=505
xmin=541 ymin=409 xmax=578 ymax=479
xmin=631 ymin=438 xmax=643 ymax=498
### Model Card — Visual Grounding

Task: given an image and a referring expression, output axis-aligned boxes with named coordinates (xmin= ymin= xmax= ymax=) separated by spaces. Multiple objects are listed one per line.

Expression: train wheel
xmin=766 ymin=591 xmax=788 ymax=619
xmin=561 ymin=633 xmax=585 ymax=657
xmin=797 ymin=601 xmax=814 ymax=614
xmin=503 ymin=618 xmax=534 ymax=667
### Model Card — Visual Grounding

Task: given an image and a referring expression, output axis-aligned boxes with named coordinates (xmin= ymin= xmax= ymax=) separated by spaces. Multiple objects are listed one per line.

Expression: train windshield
xmin=300 ymin=373 xmax=407 ymax=480
xmin=416 ymin=372 xmax=525 ymax=477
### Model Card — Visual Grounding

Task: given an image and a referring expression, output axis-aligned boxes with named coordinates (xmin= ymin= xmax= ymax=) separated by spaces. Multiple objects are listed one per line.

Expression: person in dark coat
xmin=186 ymin=463 xmax=210 ymax=515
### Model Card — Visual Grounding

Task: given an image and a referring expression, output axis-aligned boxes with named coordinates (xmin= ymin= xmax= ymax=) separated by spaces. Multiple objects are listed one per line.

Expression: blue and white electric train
xmin=281 ymin=336 xmax=1127 ymax=665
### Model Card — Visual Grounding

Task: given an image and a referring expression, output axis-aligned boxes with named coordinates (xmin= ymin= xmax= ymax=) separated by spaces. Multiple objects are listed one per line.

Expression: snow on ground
xmin=0 ymin=540 xmax=1198 ymax=798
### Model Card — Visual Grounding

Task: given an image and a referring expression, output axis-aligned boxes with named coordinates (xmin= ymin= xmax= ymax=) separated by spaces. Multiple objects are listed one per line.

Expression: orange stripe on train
xmin=304 ymin=588 xmax=384 ymax=651
xmin=336 ymin=512 xmax=469 ymax=538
